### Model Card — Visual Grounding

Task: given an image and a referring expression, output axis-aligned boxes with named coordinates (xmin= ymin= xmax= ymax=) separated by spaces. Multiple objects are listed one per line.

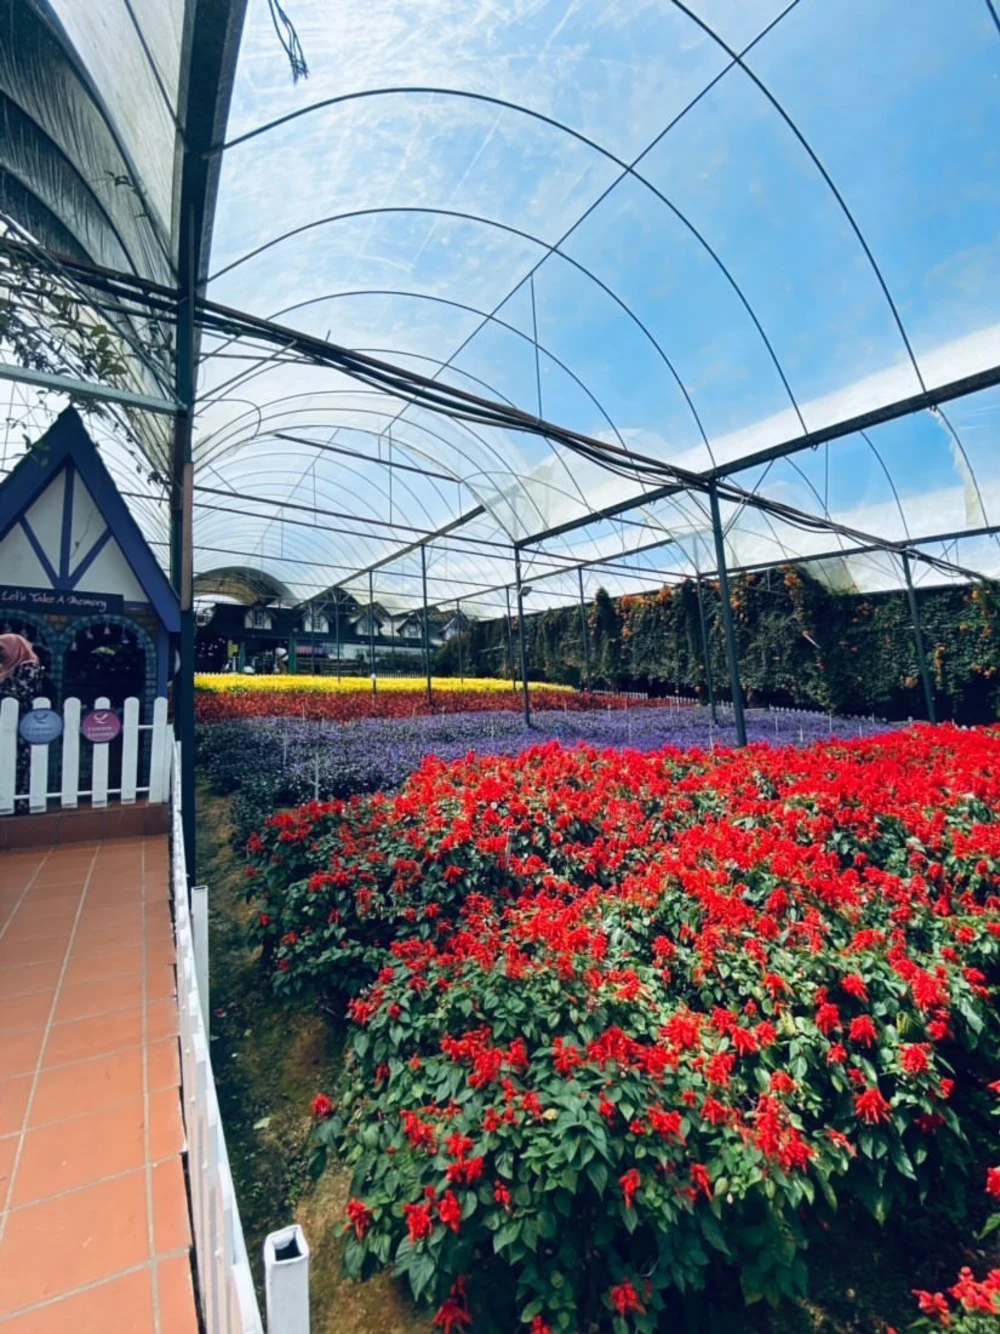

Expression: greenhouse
xmin=1 ymin=1 xmax=1000 ymax=1331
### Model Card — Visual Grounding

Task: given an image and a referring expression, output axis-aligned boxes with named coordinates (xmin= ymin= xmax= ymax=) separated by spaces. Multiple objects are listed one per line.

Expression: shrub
xmin=247 ymin=727 xmax=1000 ymax=1330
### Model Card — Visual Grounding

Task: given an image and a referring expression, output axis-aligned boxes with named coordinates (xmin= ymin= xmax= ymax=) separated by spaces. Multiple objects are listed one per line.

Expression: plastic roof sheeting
xmin=2 ymin=0 xmax=1000 ymax=612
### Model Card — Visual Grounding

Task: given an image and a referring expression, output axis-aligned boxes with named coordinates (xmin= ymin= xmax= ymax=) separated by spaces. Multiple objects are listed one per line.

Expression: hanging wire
xmin=267 ymin=0 xmax=309 ymax=82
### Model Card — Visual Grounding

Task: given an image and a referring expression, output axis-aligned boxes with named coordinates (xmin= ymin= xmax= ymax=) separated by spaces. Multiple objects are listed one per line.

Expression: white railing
xmin=171 ymin=744 xmax=310 ymax=1334
xmin=0 ymin=693 xmax=172 ymax=815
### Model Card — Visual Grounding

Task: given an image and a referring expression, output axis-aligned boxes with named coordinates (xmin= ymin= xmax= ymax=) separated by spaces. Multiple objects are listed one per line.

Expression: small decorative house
xmin=0 ymin=408 xmax=179 ymax=715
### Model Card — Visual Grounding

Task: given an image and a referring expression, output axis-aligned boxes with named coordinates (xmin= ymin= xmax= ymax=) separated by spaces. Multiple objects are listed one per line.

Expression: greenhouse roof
xmin=2 ymin=0 xmax=1000 ymax=616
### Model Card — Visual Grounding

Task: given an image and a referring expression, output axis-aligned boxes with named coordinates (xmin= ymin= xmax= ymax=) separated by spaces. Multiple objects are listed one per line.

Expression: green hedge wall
xmin=438 ymin=568 xmax=1000 ymax=723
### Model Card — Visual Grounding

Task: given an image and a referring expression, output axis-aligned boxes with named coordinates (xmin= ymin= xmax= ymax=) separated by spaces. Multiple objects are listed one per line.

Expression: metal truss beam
xmin=0 ymin=362 xmax=180 ymax=415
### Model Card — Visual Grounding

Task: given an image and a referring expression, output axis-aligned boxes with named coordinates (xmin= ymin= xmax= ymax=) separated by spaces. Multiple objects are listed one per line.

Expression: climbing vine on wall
xmin=453 ymin=566 xmax=1000 ymax=722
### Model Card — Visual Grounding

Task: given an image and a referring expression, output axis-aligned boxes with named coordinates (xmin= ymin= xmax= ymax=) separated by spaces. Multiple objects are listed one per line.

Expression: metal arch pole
xmin=578 ymin=566 xmax=591 ymax=688
xmin=456 ymin=599 xmax=464 ymax=683
xmin=505 ymin=586 xmax=516 ymax=690
xmin=695 ymin=576 xmax=717 ymax=724
xmin=514 ymin=548 xmax=532 ymax=727
xmin=708 ymin=483 xmax=747 ymax=746
xmin=368 ymin=569 xmax=375 ymax=675
xmin=421 ymin=544 xmax=432 ymax=704
xmin=902 ymin=552 xmax=936 ymax=723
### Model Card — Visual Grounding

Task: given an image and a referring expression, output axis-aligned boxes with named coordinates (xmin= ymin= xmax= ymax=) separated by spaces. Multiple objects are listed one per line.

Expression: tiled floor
xmin=0 ymin=837 xmax=198 ymax=1332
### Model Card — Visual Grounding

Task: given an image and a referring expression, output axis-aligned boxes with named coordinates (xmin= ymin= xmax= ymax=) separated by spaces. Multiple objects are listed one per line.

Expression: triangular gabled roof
xmin=0 ymin=408 xmax=179 ymax=632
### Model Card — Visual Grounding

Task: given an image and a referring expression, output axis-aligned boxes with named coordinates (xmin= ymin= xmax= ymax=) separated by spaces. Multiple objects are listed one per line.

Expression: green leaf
xmin=887 ymin=1137 xmax=916 ymax=1181
xmin=699 ymin=1211 xmax=731 ymax=1256
xmin=587 ymin=1160 xmax=609 ymax=1196
xmin=494 ymin=1220 xmax=520 ymax=1253
xmin=408 ymin=1251 xmax=436 ymax=1301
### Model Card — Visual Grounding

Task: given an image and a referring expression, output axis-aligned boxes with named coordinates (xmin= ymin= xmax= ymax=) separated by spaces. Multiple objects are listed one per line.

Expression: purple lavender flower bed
xmin=198 ymin=705 xmax=897 ymax=813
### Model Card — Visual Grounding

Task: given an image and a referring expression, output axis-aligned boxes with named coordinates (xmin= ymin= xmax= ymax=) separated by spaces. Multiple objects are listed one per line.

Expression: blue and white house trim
xmin=0 ymin=407 xmax=179 ymax=708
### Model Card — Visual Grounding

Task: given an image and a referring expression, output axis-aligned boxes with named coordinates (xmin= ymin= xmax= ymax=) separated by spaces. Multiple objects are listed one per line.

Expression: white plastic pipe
xmin=191 ymin=883 xmax=209 ymax=1026
xmin=263 ymin=1225 xmax=310 ymax=1334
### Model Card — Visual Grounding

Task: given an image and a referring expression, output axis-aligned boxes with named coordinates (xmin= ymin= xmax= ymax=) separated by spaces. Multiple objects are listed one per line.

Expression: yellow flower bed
xmin=194 ymin=673 xmax=573 ymax=695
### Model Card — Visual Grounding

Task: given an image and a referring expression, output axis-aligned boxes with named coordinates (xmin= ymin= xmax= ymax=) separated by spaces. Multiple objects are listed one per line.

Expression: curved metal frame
xmin=207 ymin=205 xmax=715 ymax=458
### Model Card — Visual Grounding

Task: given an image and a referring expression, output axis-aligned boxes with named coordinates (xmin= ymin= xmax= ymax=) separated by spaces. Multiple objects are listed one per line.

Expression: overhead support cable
xmin=4 ymin=238 xmax=998 ymax=594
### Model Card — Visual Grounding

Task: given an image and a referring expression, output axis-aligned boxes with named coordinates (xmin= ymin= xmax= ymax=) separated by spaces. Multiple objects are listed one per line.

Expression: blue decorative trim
xmin=68 ymin=527 xmax=113 ymax=589
xmin=19 ymin=516 xmax=60 ymax=587
xmin=59 ymin=464 xmax=75 ymax=583
xmin=0 ymin=410 xmax=179 ymax=632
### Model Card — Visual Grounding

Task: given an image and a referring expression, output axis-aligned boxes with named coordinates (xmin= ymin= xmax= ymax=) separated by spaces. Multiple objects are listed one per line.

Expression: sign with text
xmin=18 ymin=708 xmax=63 ymax=745
xmin=0 ymin=585 xmax=124 ymax=617
xmin=81 ymin=708 xmax=122 ymax=744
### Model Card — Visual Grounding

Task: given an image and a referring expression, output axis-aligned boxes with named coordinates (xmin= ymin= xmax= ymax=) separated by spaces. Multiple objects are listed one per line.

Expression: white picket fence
xmin=0 ymin=694 xmax=172 ymax=815
xmin=171 ymin=744 xmax=310 ymax=1334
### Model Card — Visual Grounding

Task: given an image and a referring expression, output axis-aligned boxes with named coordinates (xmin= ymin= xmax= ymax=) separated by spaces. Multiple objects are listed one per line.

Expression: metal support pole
xmin=368 ymin=570 xmax=375 ymax=675
xmin=578 ymin=567 xmax=591 ymax=688
xmin=335 ymin=595 xmax=341 ymax=678
xmin=505 ymin=586 xmax=516 ymax=689
xmin=456 ymin=599 xmax=464 ymax=683
xmin=902 ymin=552 xmax=937 ymax=723
xmin=514 ymin=548 xmax=531 ymax=727
xmin=421 ymin=544 xmax=432 ymax=703
xmin=171 ymin=207 xmax=197 ymax=885
xmin=695 ymin=576 xmax=717 ymax=724
xmin=708 ymin=484 xmax=747 ymax=746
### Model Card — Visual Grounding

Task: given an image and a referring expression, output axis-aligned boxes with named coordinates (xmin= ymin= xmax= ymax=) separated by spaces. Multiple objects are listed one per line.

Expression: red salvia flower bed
xmin=246 ymin=725 xmax=1000 ymax=1331
xmin=197 ymin=686 xmax=672 ymax=723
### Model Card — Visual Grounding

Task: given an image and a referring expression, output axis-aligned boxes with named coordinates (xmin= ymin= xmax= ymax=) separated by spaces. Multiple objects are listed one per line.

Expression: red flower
xmin=849 ymin=1014 xmax=877 ymax=1047
xmin=689 ymin=1163 xmax=713 ymax=1200
xmin=619 ymin=1168 xmax=641 ymax=1210
xmin=650 ymin=1107 xmax=684 ymax=1139
xmin=444 ymin=1132 xmax=474 ymax=1160
xmin=437 ymin=1189 xmax=463 ymax=1233
xmin=493 ymin=1181 xmax=512 ymax=1209
xmin=913 ymin=1288 xmax=950 ymax=1322
xmin=609 ymin=1280 xmax=644 ymax=1316
xmin=900 ymin=1043 xmax=930 ymax=1075
xmin=986 ymin=1167 xmax=1000 ymax=1198
xmin=433 ymin=1277 xmax=472 ymax=1334
xmin=841 ymin=973 xmax=869 ymax=1003
xmin=345 ymin=1198 xmax=373 ymax=1239
xmin=529 ymin=1319 xmax=552 ymax=1334
xmin=815 ymin=1003 xmax=841 ymax=1036
xmin=311 ymin=1093 xmax=334 ymax=1119
xmin=854 ymin=1086 xmax=892 ymax=1125
xmin=403 ymin=1201 xmax=434 ymax=1242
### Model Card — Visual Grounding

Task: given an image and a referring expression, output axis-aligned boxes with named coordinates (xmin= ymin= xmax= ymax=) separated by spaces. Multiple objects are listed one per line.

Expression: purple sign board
xmin=81 ymin=709 xmax=122 ymax=744
xmin=18 ymin=708 xmax=64 ymax=745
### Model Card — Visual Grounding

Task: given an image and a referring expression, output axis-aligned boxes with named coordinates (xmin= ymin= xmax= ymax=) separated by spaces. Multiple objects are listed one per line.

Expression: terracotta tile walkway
xmin=0 ymin=837 xmax=198 ymax=1333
